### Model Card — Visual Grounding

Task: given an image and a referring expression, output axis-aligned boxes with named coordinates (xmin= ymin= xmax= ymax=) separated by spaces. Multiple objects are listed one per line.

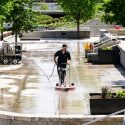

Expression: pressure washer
xmin=55 ymin=63 xmax=75 ymax=91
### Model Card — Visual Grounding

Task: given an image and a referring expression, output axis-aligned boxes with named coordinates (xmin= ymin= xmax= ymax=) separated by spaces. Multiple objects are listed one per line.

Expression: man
xmin=54 ymin=44 xmax=71 ymax=85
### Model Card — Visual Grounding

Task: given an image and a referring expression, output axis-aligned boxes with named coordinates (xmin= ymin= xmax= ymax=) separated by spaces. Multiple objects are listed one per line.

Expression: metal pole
xmin=69 ymin=64 xmax=70 ymax=85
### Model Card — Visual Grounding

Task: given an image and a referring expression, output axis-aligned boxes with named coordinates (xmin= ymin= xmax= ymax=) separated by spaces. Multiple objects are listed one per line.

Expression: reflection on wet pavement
xmin=0 ymin=39 xmax=125 ymax=115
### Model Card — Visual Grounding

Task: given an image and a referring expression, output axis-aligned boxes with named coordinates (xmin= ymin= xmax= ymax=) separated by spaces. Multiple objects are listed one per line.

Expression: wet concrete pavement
xmin=0 ymin=38 xmax=125 ymax=115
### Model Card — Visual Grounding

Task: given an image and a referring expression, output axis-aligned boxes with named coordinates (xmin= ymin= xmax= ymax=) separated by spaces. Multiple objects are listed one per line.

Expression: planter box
xmin=89 ymin=93 xmax=125 ymax=115
xmin=87 ymin=53 xmax=98 ymax=63
xmin=98 ymin=49 xmax=120 ymax=64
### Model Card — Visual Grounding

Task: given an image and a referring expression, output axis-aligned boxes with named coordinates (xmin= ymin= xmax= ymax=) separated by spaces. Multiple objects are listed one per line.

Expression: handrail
xmin=93 ymin=36 xmax=111 ymax=52
xmin=83 ymin=109 xmax=125 ymax=125
xmin=94 ymin=37 xmax=111 ymax=47
xmin=93 ymin=33 xmax=119 ymax=52
xmin=94 ymin=35 xmax=111 ymax=46
xmin=94 ymin=38 xmax=119 ymax=50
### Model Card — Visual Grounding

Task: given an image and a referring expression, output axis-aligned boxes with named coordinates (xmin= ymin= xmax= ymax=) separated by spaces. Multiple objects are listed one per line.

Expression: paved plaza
xmin=0 ymin=36 xmax=125 ymax=115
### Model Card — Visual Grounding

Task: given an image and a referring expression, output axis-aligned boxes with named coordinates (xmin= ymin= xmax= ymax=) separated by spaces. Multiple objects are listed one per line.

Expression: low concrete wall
xmin=0 ymin=111 xmax=123 ymax=125
xmin=107 ymin=29 xmax=125 ymax=35
xmin=119 ymin=46 xmax=125 ymax=68
xmin=21 ymin=30 xmax=91 ymax=40
xmin=118 ymin=41 xmax=125 ymax=68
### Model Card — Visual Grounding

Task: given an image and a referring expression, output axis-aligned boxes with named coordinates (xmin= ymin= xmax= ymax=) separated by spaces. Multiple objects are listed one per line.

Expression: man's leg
xmin=61 ymin=70 xmax=66 ymax=85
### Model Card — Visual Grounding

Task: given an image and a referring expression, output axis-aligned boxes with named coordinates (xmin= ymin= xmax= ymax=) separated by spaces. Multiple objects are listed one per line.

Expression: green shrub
xmin=101 ymin=47 xmax=112 ymax=50
xmin=115 ymin=90 xmax=125 ymax=98
xmin=101 ymin=86 xmax=125 ymax=98
xmin=40 ymin=4 xmax=48 ymax=10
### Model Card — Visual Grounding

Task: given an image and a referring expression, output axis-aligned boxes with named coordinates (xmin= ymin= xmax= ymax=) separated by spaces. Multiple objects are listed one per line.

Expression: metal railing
xmin=94 ymin=36 xmax=111 ymax=47
xmin=93 ymin=33 xmax=119 ymax=52
xmin=84 ymin=109 xmax=125 ymax=125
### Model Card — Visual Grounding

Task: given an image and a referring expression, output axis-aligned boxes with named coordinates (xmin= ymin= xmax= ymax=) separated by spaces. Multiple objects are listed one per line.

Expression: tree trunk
xmin=1 ymin=30 xmax=3 ymax=41
xmin=0 ymin=20 xmax=3 ymax=41
xmin=15 ymin=31 xmax=18 ymax=43
xmin=77 ymin=20 xmax=80 ymax=39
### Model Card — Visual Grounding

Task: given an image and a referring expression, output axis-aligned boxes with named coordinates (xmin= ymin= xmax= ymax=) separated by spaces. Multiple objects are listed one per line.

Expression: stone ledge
xmin=0 ymin=111 xmax=123 ymax=123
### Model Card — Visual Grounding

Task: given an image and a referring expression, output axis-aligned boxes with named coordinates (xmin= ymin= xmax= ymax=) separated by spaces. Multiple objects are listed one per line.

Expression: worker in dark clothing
xmin=54 ymin=44 xmax=71 ymax=85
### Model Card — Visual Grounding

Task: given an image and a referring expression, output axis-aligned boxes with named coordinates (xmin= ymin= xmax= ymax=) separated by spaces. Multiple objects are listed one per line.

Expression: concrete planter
xmin=89 ymin=93 xmax=125 ymax=115
xmin=98 ymin=49 xmax=120 ymax=64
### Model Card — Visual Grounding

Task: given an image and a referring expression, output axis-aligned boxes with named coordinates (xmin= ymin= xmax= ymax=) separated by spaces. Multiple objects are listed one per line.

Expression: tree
xmin=0 ymin=0 xmax=12 ymax=40
xmin=35 ymin=12 xmax=53 ymax=27
xmin=57 ymin=0 xmax=96 ymax=39
xmin=96 ymin=0 xmax=104 ymax=3
xmin=7 ymin=0 xmax=36 ymax=42
xmin=102 ymin=0 xmax=125 ymax=27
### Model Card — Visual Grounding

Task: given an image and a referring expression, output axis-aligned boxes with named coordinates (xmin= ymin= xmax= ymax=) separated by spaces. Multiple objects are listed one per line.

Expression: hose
xmin=49 ymin=64 xmax=56 ymax=78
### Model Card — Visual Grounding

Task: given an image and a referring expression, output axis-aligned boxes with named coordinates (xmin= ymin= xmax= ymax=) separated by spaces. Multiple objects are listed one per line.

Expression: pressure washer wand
xmin=69 ymin=64 xmax=70 ymax=86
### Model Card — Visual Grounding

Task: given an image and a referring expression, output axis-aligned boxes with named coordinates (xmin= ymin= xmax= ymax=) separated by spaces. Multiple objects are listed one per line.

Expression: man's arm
xmin=67 ymin=59 xmax=70 ymax=64
xmin=54 ymin=51 xmax=58 ymax=65
xmin=67 ymin=52 xmax=71 ymax=64
xmin=54 ymin=56 xmax=57 ymax=65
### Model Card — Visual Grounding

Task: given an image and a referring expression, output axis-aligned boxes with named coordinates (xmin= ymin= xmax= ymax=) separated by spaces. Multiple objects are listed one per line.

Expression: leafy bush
xmin=101 ymin=86 xmax=125 ymax=98
xmin=115 ymin=90 xmax=125 ymax=98
xmin=40 ymin=4 xmax=48 ymax=10
xmin=101 ymin=47 xmax=112 ymax=50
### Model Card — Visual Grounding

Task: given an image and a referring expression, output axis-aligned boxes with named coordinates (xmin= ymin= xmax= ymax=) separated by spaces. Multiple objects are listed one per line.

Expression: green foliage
xmin=35 ymin=12 xmax=53 ymax=27
xmin=35 ymin=13 xmax=76 ymax=29
xmin=0 ymin=16 xmax=5 ymax=30
xmin=94 ymin=3 xmax=104 ymax=19
xmin=101 ymin=86 xmax=125 ymax=98
xmin=102 ymin=0 xmax=125 ymax=27
xmin=0 ymin=0 xmax=12 ymax=17
xmin=57 ymin=0 xmax=96 ymax=23
xmin=101 ymin=47 xmax=112 ymax=50
xmin=57 ymin=0 xmax=97 ymax=38
xmin=40 ymin=4 xmax=48 ymax=10
xmin=96 ymin=0 xmax=104 ymax=2
xmin=115 ymin=90 xmax=125 ymax=98
xmin=6 ymin=0 xmax=37 ymax=42
xmin=0 ymin=0 xmax=12 ymax=30
xmin=50 ymin=16 xmax=75 ymax=28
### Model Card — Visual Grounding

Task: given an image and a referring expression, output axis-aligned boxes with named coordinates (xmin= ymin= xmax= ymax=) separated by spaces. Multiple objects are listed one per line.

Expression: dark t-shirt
xmin=54 ymin=50 xmax=71 ymax=67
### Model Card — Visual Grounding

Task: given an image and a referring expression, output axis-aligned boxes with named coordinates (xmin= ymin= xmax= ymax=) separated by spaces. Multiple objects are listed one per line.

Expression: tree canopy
xmin=57 ymin=0 xmax=96 ymax=38
xmin=0 ymin=0 xmax=37 ymax=42
xmin=0 ymin=0 xmax=12 ymax=18
xmin=57 ymin=0 xmax=96 ymax=23
xmin=0 ymin=0 xmax=12 ymax=40
xmin=102 ymin=0 xmax=125 ymax=27
xmin=6 ymin=0 xmax=36 ymax=42
xmin=96 ymin=0 xmax=104 ymax=3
